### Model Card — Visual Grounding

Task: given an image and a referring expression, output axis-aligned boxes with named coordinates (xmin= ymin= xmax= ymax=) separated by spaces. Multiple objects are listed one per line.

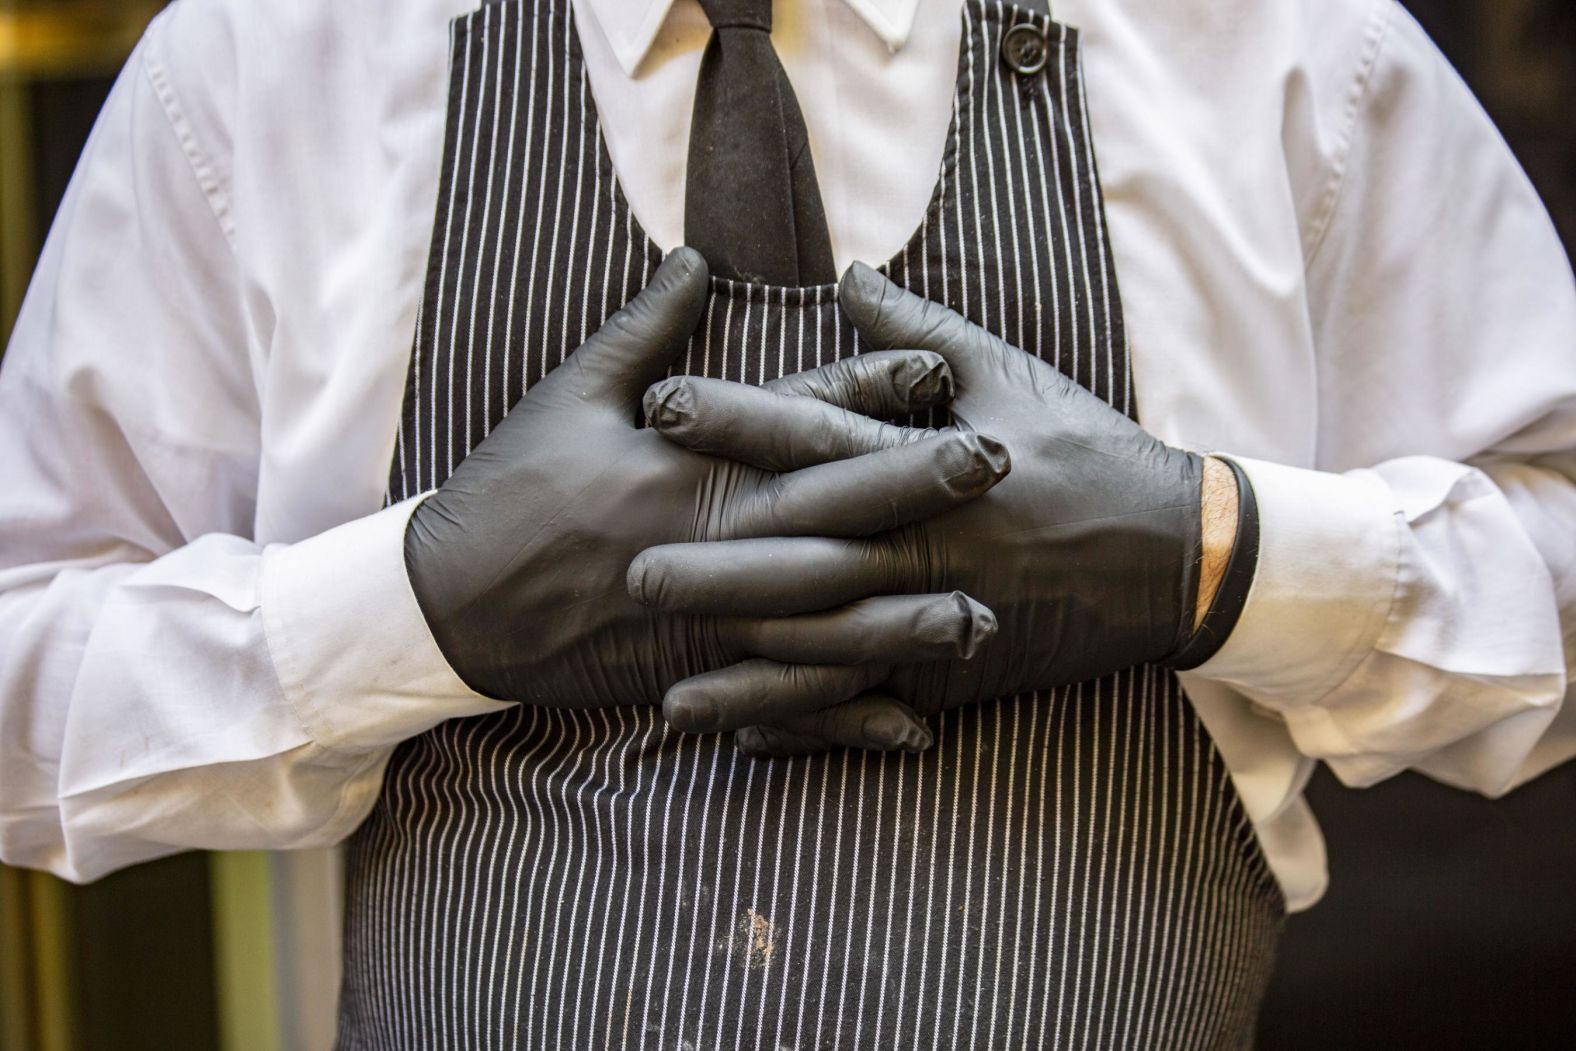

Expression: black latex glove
xmin=404 ymin=249 xmax=1010 ymax=752
xmin=631 ymin=263 xmax=1224 ymax=742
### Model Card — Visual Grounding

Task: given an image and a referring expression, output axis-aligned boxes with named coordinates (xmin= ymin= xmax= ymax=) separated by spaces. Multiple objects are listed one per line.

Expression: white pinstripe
xmin=1066 ymin=683 xmax=1098 ymax=1050
xmin=632 ymin=724 xmax=692 ymax=1050
xmin=1073 ymin=42 xmax=1120 ymax=411
xmin=443 ymin=6 xmax=490 ymax=483
xmin=452 ymin=709 xmax=513 ymax=1046
xmin=1091 ymin=670 xmax=1133 ymax=1048
xmin=423 ymin=17 xmax=465 ymax=491
xmin=812 ymin=748 xmax=851 ymax=1046
xmin=597 ymin=712 xmax=659 ymax=1049
xmin=685 ymin=737 xmax=743 ymax=1047
xmin=768 ymin=714 xmax=816 ymax=1051
xmin=468 ymin=1 xmax=507 ymax=456
xmin=1153 ymin=705 xmax=1204 ymax=1043
xmin=515 ymin=0 xmax=560 ymax=397
xmin=500 ymin=0 xmax=542 ymax=414
xmin=1108 ymin=670 xmax=1149 ymax=1050
xmin=828 ymin=745 xmax=868 ymax=1047
xmin=953 ymin=4 xmax=975 ymax=327
xmin=653 ymin=726 xmax=713 ymax=1043
xmin=750 ymin=750 xmax=796 ymax=1049
xmin=1057 ymin=32 xmax=1100 ymax=396
xmin=728 ymin=754 xmax=777 ymax=1050
xmin=871 ymin=747 xmax=909 ymax=1046
xmin=1048 ymin=689 xmax=1079 ymax=1050
xmin=415 ymin=693 xmax=454 ymax=1047
xmin=789 ymin=745 xmax=834 ymax=1051
xmin=554 ymin=64 xmax=591 ymax=364
xmin=1123 ymin=666 xmax=1163 ymax=1051
xmin=581 ymin=707 xmax=633 ymax=1047
xmin=550 ymin=713 xmax=616 ymax=1049
xmin=976 ymin=7 xmax=1008 ymax=343
xmin=516 ymin=711 xmax=586 ymax=1040
xmin=934 ymin=710 xmax=966 ymax=1050
xmin=561 ymin=712 xmax=616 ymax=1049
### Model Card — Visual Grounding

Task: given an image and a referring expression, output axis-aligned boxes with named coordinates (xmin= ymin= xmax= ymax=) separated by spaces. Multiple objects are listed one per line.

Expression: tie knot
xmin=699 ymin=0 xmax=772 ymax=33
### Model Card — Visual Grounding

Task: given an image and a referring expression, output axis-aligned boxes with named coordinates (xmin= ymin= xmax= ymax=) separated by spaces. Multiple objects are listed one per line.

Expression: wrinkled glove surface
xmin=404 ymin=250 xmax=1008 ymax=747
xmin=633 ymin=263 xmax=1213 ymax=734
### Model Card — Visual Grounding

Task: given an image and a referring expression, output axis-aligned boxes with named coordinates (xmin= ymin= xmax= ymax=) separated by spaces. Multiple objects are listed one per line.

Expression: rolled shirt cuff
xmin=260 ymin=495 xmax=511 ymax=754
xmin=1184 ymin=455 xmax=1402 ymax=707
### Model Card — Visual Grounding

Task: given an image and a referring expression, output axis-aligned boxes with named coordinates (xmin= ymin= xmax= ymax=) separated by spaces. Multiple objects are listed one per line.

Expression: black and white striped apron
xmin=338 ymin=1 xmax=1285 ymax=1046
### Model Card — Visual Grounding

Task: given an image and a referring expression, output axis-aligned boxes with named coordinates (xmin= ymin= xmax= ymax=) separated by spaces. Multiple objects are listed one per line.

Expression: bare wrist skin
xmin=1195 ymin=456 xmax=1240 ymax=630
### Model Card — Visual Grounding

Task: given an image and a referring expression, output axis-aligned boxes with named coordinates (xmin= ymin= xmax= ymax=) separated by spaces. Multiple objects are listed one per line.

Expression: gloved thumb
xmin=553 ymin=246 xmax=711 ymax=409
xmin=839 ymin=262 xmax=1009 ymax=390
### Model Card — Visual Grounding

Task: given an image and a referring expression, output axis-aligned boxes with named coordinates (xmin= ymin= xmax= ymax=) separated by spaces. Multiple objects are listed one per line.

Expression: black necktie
xmin=684 ymin=0 xmax=837 ymax=286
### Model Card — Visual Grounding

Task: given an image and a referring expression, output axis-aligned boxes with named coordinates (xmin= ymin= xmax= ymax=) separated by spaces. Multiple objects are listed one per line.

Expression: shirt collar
xmin=585 ymin=0 xmax=923 ymax=76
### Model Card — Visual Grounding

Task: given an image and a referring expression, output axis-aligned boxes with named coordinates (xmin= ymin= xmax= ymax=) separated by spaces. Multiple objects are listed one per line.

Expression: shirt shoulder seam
xmin=140 ymin=40 xmax=238 ymax=248
xmin=1301 ymin=0 xmax=1395 ymax=268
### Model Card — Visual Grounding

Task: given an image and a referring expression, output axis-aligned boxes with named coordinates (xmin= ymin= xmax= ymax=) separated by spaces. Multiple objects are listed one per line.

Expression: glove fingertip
xmin=733 ymin=727 xmax=773 ymax=757
xmin=969 ymin=433 xmax=1012 ymax=479
xmin=642 ymin=375 xmax=691 ymax=431
xmin=662 ymin=687 xmax=719 ymax=734
xmin=838 ymin=262 xmax=893 ymax=335
xmin=660 ymin=245 xmax=708 ymax=285
xmin=947 ymin=591 xmax=998 ymax=658
xmin=904 ymin=354 xmax=955 ymax=407
xmin=858 ymin=709 xmax=912 ymax=750
xmin=626 ymin=549 xmax=670 ymax=606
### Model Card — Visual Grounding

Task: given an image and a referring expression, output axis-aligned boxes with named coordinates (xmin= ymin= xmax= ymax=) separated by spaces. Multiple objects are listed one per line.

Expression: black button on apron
xmin=1001 ymin=22 xmax=1049 ymax=75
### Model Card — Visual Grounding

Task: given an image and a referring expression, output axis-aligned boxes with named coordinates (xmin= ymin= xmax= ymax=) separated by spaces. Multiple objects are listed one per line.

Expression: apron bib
xmin=339 ymin=2 xmax=1285 ymax=1047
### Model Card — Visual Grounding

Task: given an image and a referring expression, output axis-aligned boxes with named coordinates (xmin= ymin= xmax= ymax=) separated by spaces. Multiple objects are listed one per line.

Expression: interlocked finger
xmin=724 ymin=431 xmax=1009 ymax=539
xmin=735 ymin=695 xmax=933 ymax=758
xmin=761 ymin=349 xmax=953 ymax=416
xmin=662 ymin=660 xmax=890 ymax=734
xmin=644 ymin=376 xmax=938 ymax=472
xmin=630 ymin=536 xmax=914 ymax=616
xmin=720 ymin=592 xmax=996 ymax=664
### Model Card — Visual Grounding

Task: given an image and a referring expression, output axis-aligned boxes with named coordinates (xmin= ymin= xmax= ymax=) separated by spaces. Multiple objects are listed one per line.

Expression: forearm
xmin=1195 ymin=455 xmax=1239 ymax=630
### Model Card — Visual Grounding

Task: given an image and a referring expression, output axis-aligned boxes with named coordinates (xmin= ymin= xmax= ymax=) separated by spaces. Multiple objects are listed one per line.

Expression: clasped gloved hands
xmin=633 ymin=263 xmax=1230 ymax=750
xmin=403 ymin=249 xmax=1013 ymax=753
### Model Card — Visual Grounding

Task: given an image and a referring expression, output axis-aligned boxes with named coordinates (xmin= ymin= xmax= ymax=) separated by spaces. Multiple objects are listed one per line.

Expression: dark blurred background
xmin=0 ymin=0 xmax=1572 ymax=1048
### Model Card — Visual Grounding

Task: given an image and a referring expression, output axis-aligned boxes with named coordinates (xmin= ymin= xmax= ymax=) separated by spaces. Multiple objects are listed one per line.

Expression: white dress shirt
xmin=0 ymin=0 xmax=1572 ymax=913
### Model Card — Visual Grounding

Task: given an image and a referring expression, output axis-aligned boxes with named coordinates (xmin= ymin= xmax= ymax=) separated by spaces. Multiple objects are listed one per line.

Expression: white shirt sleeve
xmin=1186 ymin=2 xmax=1576 ymax=796
xmin=0 ymin=25 xmax=505 ymax=884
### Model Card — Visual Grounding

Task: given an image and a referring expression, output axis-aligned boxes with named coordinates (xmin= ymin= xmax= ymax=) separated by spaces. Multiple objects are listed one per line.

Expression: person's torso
xmin=335 ymin=1 xmax=1284 ymax=1044
xmin=142 ymin=0 xmax=1366 ymax=914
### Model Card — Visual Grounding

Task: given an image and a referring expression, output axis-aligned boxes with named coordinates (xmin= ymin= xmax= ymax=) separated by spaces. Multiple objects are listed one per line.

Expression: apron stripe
xmin=340 ymin=2 xmax=1284 ymax=1048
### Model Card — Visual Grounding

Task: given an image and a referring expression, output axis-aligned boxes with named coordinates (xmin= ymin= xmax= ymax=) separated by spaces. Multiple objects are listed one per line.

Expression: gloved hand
xmin=631 ymin=263 xmax=1243 ymax=743
xmin=404 ymin=249 xmax=1011 ymax=752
